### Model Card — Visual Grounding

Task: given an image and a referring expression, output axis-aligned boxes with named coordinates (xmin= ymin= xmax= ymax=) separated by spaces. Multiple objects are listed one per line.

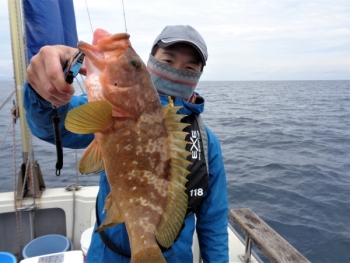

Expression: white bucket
xmin=80 ymin=227 xmax=94 ymax=261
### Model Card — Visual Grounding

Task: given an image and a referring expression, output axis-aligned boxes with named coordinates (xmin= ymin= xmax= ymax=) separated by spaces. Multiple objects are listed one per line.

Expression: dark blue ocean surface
xmin=1 ymin=80 xmax=349 ymax=262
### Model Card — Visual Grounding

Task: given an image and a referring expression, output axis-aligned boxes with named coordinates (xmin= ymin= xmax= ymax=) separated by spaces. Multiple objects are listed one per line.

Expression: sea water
xmin=0 ymin=80 xmax=349 ymax=263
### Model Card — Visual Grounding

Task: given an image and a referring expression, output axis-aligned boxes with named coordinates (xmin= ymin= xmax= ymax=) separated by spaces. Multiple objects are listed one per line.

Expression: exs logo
xmin=190 ymin=130 xmax=201 ymax=160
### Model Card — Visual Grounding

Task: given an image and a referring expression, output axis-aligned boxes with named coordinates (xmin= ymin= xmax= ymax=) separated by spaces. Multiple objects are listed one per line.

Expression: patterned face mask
xmin=147 ymin=54 xmax=202 ymax=100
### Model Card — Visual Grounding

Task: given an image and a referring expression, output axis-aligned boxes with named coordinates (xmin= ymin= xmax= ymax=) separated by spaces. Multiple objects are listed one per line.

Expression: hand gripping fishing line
xmin=52 ymin=51 xmax=85 ymax=176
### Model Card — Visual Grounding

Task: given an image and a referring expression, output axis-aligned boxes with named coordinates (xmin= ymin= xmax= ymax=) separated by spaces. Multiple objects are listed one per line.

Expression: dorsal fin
xmin=155 ymin=105 xmax=192 ymax=248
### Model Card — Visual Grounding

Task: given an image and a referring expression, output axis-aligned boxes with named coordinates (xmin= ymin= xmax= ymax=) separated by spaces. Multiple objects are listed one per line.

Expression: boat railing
xmin=230 ymin=208 xmax=310 ymax=263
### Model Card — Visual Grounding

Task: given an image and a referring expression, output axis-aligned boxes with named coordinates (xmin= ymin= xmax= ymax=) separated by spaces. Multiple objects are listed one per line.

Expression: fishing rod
xmin=84 ymin=0 xmax=128 ymax=34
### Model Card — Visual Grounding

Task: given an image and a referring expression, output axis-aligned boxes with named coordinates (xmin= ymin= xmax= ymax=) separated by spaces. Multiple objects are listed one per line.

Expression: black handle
xmin=52 ymin=107 xmax=63 ymax=176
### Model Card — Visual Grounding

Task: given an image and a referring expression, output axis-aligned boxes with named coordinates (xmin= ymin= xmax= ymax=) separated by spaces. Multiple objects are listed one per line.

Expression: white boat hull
xmin=0 ymin=186 xmax=260 ymax=262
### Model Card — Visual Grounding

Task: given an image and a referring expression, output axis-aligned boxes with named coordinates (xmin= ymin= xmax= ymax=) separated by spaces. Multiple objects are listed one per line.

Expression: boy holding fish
xmin=24 ymin=25 xmax=229 ymax=262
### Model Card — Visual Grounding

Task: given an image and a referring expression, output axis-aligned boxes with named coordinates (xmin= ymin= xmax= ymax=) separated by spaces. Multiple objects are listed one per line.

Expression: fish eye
xmin=130 ymin=58 xmax=142 ymax=70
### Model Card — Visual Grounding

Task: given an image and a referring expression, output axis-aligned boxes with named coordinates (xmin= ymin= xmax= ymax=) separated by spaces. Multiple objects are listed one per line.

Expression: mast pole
xmin=8 ymin=0 xmax=29 ymax=163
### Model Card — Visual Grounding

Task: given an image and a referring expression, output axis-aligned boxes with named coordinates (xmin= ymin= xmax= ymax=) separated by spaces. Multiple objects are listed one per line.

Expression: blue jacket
xmin=23 ymin=83 xmax=229 ymax=263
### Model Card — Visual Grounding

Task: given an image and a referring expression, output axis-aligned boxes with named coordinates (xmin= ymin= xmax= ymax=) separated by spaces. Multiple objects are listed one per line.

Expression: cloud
xmin=0 ymin=0 xmax=349 ymax=81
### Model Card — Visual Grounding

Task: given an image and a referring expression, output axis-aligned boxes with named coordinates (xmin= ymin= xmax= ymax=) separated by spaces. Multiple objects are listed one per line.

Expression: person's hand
xmin=27 ymin=45 xmax=85 ymax=106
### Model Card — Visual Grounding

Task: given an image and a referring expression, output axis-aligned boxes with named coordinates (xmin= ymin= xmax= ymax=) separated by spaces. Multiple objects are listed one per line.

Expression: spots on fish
xmin=134 ymin=138 xmax=169 ymax=169
xmin=145 ymin=144 xmax=154 ymax=152
xmin=138 ymin=112 xmax=163 ymax=125
xmin=124 ymin=144 xmax=132 ymax=150
xmin=129 ymin=196 xmax=163 ymax=214
xmin=128 ymin=169 xmax=140 ymax=178
xmin=139 ymin=217 xmax=156 ymax=233
xmin=155 ymin=162 xmax=166 ymax=177
xmin=135 ymin=111 xmax=166 ymax=140
xmin=143 ymin=171 xmax=168 ymax=197
xmin=135 ymin=146 xmax=142 ymax=155
xmin=144 ymin=137 xmax=168 ymax=157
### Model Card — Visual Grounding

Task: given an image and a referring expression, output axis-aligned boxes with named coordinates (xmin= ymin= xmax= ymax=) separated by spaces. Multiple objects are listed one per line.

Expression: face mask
xmin=147 ymin=54 xmax=202 ymax=100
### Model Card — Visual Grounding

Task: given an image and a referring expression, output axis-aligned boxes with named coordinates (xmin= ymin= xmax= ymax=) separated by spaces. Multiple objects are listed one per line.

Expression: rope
xmin=0 ymin=120 xmax=13 ymax=150
xmin=66 ymin=149 xmax=83 ymax=244
xmin=0 ymin=90 xmax=15 ymax=110
xmin=0 ymin=96 xmax=18 ymax=150
xmin=12 ymin=102 xmax=24 ymax=259
xmin=75 ymin=150 xmax=80 ymax=185
xmin=65 ymin=183 xmax=82 ymax=245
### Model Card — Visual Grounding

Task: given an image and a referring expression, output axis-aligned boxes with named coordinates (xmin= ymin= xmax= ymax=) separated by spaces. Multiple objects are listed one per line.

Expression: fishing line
xmin=77 ymin=75 xmax=86 ymax=93
xmin=121 ymin=0 xmax=128 ymax=33
xmin=84 ymin=0 xmax=94 ymax=34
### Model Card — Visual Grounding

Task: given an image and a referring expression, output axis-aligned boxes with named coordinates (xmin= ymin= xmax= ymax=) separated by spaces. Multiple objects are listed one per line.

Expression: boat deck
xmin=0 ymin=186 xmax=262 ymax=262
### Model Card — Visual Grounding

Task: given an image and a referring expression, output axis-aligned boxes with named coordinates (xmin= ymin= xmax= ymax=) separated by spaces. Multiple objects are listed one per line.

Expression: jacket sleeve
xmin=195 ymin=126 xmax=229 ymax=263
xmin=23 ymin=82 xmax=94 ymax=149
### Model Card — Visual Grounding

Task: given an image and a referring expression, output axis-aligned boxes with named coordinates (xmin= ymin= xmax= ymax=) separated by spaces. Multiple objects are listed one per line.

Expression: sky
xmin=0 ymin=0 xmax=349 ymax=81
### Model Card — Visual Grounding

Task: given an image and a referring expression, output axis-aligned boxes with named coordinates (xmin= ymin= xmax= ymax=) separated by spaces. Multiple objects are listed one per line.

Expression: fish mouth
xmin=92 ymin=29 xmax=130 ymax=46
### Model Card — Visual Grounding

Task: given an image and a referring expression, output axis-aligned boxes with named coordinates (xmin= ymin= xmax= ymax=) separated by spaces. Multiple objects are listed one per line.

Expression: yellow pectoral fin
xmin=65 ymin=100 xmax=113 ymax=134
xmin=79 ymin=138 xmax=104 ymax=174
xmin=95 ymin=193 xmax=123 ymax=233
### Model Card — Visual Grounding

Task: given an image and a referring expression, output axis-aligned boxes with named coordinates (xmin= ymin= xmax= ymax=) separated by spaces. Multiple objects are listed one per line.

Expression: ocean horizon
xmin=1 ymin=80 xmax=349 ymax=262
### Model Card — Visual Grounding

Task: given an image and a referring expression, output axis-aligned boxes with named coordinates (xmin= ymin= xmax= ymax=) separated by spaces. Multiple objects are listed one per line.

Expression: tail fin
xmin=131 ymin=246 xmax=166 ymax=263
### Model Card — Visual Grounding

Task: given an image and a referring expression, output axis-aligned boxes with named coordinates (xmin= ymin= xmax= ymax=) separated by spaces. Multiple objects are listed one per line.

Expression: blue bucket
xmin=0 ymin=252 xmax=17 ymax=263
xmin=22 ymin=235 xmax=71 ymax=259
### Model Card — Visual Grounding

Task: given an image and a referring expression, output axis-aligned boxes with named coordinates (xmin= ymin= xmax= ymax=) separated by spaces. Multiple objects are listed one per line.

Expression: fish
xmin=65 ymin=29 xmax=191 ymax=263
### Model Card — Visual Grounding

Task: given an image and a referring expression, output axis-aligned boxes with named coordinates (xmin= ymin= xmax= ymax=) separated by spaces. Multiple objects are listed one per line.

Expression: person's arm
xmin=195 ymin=127 xmax=229 ymax=263
xmin=23 ymin=83 xmax=93 ymax=149
xmin=24 ymin=44 xmax=93 ymax=148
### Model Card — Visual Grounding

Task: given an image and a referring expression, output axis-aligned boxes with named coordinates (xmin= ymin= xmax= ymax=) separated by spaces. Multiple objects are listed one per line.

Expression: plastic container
xmin=22 ymin=235 xmax=71 ymax=259
xmin=0 ymin=252 xmax=17 ymax=263
xmin=20 ymin=251 xmax=83 ymax=263
xmin=80 ymin=227 xmax=94 ymax=261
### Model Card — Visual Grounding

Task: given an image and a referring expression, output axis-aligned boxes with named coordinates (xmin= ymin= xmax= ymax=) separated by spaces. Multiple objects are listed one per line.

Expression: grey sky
xmin=1 ymin=0 xmax=349 ymax=81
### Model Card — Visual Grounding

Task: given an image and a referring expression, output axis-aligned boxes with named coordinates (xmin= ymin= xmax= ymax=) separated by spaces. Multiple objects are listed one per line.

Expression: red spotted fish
xmin=65 ymin=29 xmax=191 ymax=262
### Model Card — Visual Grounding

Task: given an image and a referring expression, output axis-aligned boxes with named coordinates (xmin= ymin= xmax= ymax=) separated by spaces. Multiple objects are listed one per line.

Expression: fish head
xmin=78 ymin=29 xmax=159 ymax=118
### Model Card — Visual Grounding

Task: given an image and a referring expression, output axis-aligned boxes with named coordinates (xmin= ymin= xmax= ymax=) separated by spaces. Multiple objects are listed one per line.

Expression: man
xmin=24 ymin=25 xmax=228 ymax=262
